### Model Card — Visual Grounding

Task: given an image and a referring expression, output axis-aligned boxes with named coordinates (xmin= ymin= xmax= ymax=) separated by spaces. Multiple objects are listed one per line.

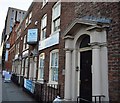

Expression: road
xmin=1 ymin=74 xmax=37 ymax=102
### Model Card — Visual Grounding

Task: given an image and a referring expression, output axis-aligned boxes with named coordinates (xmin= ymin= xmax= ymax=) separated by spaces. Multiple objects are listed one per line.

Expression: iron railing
xmin=77 ymin=95 xmax=105 ymax=103
xmin=34 ymin=83 xmax=63 ymax=103
xmin=92 ymin=95 xmax=105 ymax=103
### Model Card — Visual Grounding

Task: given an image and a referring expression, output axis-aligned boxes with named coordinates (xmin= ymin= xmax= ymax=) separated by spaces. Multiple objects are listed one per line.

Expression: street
xmin=1 ymin=74 xmax=37 ymax=102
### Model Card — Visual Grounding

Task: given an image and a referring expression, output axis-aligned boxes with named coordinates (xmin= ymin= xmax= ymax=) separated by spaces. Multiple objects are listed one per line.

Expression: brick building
xmin=1 ymin=7 xmax=26 ymax=71
xmin=6 ymin=1 xmax=120 ymax=103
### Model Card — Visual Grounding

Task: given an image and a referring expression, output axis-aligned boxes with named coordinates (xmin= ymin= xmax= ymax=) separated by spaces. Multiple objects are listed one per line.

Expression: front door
xmin=80 ymin=50 xmax=92 ymax=102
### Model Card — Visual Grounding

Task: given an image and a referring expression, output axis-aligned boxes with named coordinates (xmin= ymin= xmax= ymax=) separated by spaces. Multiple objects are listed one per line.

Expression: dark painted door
xmin=80 ymin=50 xmax=92 ymax=103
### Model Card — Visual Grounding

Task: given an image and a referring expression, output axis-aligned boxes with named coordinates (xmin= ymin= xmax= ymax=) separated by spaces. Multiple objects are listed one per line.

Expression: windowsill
xmin=51 ymin=29 xmax=60 ymax=36
xmin=47 ymin=81 xmax=58 ymax=89
xmin=47 ymin=81 xmax=58 ymax=85
xmin=37 ymin=79 xmax=44 ymax=84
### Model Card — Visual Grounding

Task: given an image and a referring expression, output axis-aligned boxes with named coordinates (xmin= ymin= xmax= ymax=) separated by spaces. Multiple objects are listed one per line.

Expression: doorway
xmin=80 ymin=50 xmax=92 ymax=102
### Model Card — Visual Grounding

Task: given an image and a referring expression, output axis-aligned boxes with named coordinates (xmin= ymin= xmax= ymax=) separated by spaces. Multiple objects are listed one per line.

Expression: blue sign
xmin=39 ymin=32 xmax=59 ymax=50
xmin=82 ymin=16 xmax=111 ymax=23
xmin=24 ymin=79 xmax=35 ymax=93
xmin=27 ymin=29 xmax=38 ymax=44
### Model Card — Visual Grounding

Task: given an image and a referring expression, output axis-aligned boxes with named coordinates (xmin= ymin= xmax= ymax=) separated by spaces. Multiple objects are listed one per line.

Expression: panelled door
xmin=80 ymin=50 xmax=92 ymax=102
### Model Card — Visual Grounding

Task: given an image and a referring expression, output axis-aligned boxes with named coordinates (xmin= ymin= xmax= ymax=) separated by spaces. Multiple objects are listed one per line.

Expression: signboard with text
xmin=39 ymin=32 xmax=59 ymax=50
xmin=27 ymin=29 xmax=38 ymax=44
xmin=24 ymin=78 xmax=35 ymax=94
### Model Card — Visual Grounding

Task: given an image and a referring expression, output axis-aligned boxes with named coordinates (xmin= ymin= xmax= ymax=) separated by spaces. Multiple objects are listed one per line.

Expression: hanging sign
xmin=27 ymin=29 xmax=38 ymax=44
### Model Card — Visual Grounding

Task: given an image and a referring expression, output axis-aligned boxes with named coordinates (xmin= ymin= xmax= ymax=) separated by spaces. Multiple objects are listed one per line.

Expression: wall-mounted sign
xmin=39 ymin=32 xmax=59 ymax=50
xmin=82 ymin=16 xmax=111 ymax=23
xmin=27 ymin=29 xmax=38 ymax=44
xmin=6 ymin=43 xmax=10 ymax=49
xmin=24 ymin=78 xmax=35 ymax=94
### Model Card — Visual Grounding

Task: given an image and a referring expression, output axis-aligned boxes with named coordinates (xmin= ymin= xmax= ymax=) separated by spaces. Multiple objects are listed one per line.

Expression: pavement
xmin=1 ymin=74 xmax=37 ymax=103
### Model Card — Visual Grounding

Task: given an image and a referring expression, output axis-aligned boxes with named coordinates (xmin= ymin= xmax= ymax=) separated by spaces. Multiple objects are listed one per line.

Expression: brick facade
xmin=6 ymin=21 xmax=20 ymax=71
xmin=6 ymin=2 xmax=120 ymax=102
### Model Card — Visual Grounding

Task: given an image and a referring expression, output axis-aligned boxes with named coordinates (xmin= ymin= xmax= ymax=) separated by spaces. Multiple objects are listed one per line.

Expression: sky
xmin=0 ymin=0 xmax=33 ymax=44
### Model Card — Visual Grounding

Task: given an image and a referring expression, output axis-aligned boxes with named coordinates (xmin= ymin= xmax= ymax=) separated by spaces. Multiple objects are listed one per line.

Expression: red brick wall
xmin=5 ymin=22 xmax=19 ymax=71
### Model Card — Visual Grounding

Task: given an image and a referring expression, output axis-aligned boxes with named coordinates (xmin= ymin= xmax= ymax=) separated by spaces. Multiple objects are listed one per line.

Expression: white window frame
xmin=21 ymin=59 xmax=24 ymax=76
xmin=25 ymin=12 xmax=32 ymax=28
xmin=29 ymin=57 xmax=37 ymax=80
xmin=49 ymin=49 xmax=59 ymax=84
xmin=23 ymin=35 xmax=29 ymax=51
xmin=25 ymin=18 xmax=28 ymax=28
xmin=41 ymin=14 xmax=47 ymax=40
xmin=42 ymin=0 xmax=48 ymax=7
xmin=23 ymin=35 xmax=26 ymax=51
xmin=38 ymin=53 xmax=45 ymax=82
xmin=16 ymin=43 xmax=19 ymax=55
xmin=28 ymin=12 xmax=32 ymax=24
xmin=24 ymin=58 xmax=28 ymax=78
xmin=51 ymin=1 xmax=61 ymax=33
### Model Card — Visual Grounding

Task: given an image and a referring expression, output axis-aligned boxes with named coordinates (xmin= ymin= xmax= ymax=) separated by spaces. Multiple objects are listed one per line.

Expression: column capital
xmin=64 ymin=48 xmax=74 ymax=52
xmin=89 ymin=42 xmax=101 ymax=49
xmin=89 ymin=42 xmax=107 ymax=49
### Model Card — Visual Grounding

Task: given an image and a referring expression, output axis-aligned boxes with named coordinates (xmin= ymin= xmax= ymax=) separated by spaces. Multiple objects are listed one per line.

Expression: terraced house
xmin=5 ymin=1 xmax=120 ymax=103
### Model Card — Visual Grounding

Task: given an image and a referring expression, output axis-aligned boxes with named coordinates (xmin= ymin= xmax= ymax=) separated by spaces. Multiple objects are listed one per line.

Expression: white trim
xmin=51 ymin=0 xmax=61 ymax=33
xmin=48 ymin=49 xmax=59 ymax=84
xmin=41 ymin=14 xmax=47 ymax=40
xmin=38 ymin=53 xmax=45 ymax=80
xmin=41 ymin=0 xmax=48 ymax=9
xmin=79 ymin=47 xmax=92 ymax=52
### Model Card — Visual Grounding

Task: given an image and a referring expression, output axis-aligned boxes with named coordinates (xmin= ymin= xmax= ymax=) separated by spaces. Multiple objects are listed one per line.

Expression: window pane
xmin=39 ymin=53 xmax=45 ymax=79
xmin=54 ymin=18 xmax=60 ymax=31
xmin=41 ymin=15 xmax=47 ymax=40
xmin=40 ymin=67 xmax=44 ymax=79
xmin=53 ymin=3 xmax=60 ymax=19
xmin=50 ymin=51 xmax=58 ymax=81
xmin=80 ymin=35 xmax=90 ymax=48
xmin=42 ymin=28 xmax=46 ymax=39
xmin=51 ymin=67 xmax=58 ymax=81
xmin=43 ymin=0 xmax=48 ymax=6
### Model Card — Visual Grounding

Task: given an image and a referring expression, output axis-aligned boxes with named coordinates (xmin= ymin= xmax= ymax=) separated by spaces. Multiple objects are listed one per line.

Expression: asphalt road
xmin=1 ymin=75 xmax=37 ymax=102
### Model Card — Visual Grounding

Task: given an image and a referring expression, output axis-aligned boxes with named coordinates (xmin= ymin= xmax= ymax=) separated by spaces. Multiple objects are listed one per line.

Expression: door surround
xmin=63 ymin=18 xmax=109 ymax=101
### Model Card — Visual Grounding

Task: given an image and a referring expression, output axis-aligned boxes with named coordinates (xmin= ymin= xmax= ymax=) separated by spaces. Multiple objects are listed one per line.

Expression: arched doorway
xmin=63 ymin=19 xmax=109 ymax=101
xmin=79 ymin=35 xmax=92 ymax=102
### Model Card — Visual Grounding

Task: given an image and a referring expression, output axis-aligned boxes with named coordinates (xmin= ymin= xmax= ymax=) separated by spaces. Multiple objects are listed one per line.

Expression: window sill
xmin=47 ymin=81 xmax=58 ymax=85
xmin=47 ymin=81 xmax=58 ymax=89
xmin=51 ymin=29 xmax=60 ymax=36
xmin=37 ymin=79 xmax=44 ymax=84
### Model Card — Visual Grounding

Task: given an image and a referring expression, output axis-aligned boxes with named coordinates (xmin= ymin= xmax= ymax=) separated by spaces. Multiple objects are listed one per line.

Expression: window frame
xmin=24 ymin=58 xmax=28 ymax=78
xmin=38 ymin=53 xmax=45 ymax=82
xmin=49 ymin=49 xmax=59 ymax=84
xmin=42 ymin=0 xmax=48 ymax=8
xmin=23 ymin=35 xmax=29 ymax=51
xmin=41 ymin=14 xmax=47 ymax=40
xmin=25 ymin=12 xmax=32 ymax=28
xmin=15 ymin=43 xmax=20 ymax=54
xmin=51 ymin=1 xmax=61 ymax=33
